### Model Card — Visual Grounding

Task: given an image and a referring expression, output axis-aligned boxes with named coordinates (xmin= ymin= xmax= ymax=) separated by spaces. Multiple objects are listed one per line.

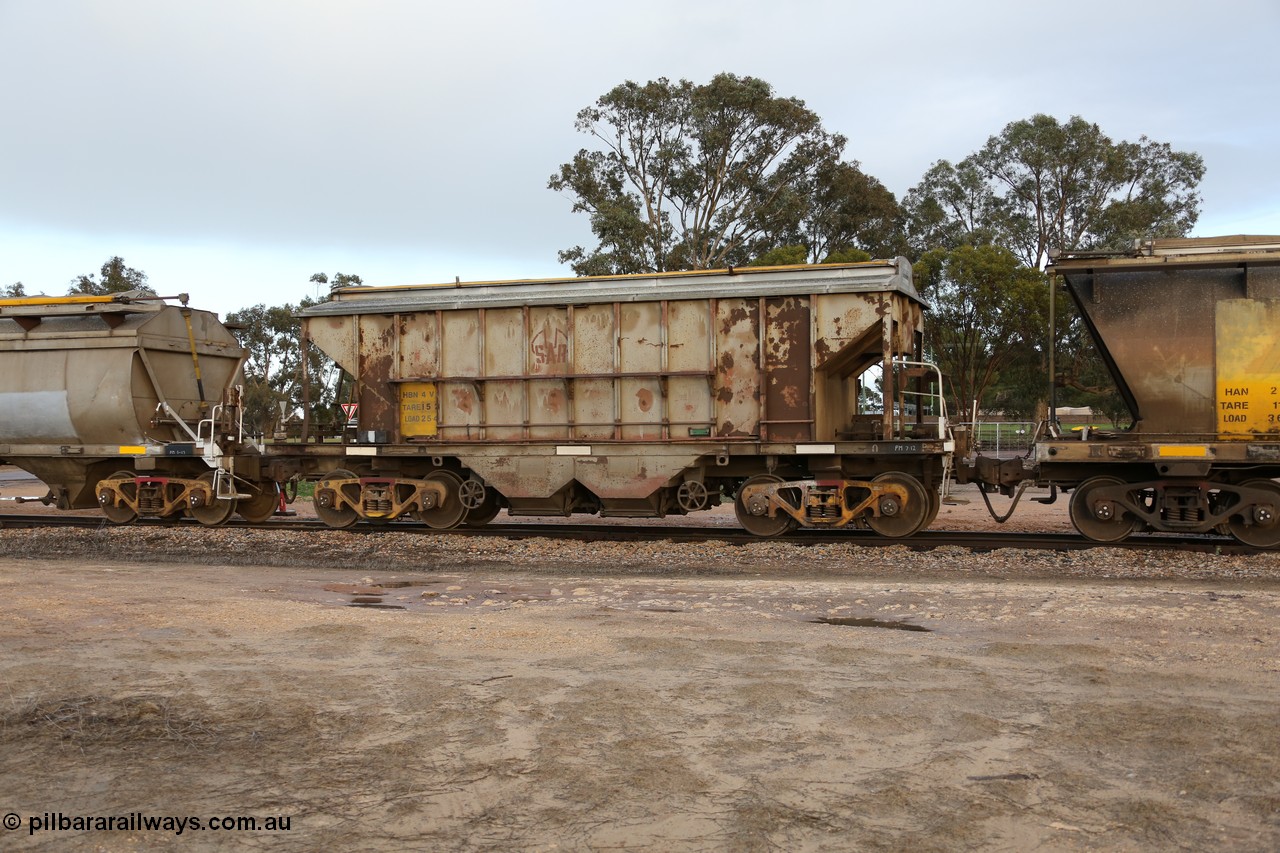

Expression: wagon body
xmin=0 ymin=295 xmax=245 ymax=508
xmin=978 ymin=236 xmax=1280 ymax=547
xmin=296 ymin=262 xmax=951 ymax=533
xmin=1055 ymin=235 xmax=1280 ymax=441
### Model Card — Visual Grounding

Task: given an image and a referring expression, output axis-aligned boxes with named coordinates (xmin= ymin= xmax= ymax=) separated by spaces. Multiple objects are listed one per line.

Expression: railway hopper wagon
xmin=0 ymin=292 xmax=277 ymax=524
xmin=294 ymin=261 xmax=953 ymax=536
xmin=967 ymin=235 xmax=1280 ymax=548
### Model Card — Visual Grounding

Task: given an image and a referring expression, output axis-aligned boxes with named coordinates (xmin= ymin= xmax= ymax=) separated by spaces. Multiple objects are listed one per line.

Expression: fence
xmin=964 ymin=421 xmax=1036 ymax=457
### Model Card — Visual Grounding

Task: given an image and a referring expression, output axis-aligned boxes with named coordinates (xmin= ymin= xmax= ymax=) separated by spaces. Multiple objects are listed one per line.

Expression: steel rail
xmin=0 ymin=513 xmax=1265 ymax=554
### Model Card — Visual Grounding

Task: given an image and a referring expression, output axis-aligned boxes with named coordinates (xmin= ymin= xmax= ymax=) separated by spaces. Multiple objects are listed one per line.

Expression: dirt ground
xmin=1 ymin=468 xmax=1278 ymax=851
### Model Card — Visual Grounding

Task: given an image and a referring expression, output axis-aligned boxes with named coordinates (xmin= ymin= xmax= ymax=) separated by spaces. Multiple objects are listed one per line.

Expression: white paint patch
xmin=0 ymin=391 xmax=78 ymax=443
xmin=556 ymin=445 xmax=592 ymax=456
xmin=795 ymin=444 xmax=837 ymax=454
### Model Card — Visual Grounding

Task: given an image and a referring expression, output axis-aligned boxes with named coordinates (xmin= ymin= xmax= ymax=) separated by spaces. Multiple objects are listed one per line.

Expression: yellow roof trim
xmin=0 ymin=294 xmax=121 ymax=307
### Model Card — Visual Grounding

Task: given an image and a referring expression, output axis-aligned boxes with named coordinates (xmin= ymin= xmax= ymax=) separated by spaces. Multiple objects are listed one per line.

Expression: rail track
xmin=0 ymin=512 xmax=1265 ymax=555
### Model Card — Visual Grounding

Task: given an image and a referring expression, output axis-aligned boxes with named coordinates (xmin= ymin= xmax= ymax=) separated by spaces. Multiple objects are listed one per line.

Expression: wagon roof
xmin=1048 ymin=234 xmax=1280 ymax=273
xmin=299 ymin=259 xmax=920 ymax=316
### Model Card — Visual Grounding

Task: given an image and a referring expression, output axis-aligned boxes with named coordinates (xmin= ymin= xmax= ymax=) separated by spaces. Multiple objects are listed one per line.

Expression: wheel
xmin=462 ymin=487 xmax=503 ymax=527
xmin=413 ymin=470 xmax=467 ymax=530
xmin=315 ymin=469 xmax=360 ymax=529
xmin=98 ymin=471 xmax=139 ymax=525
xmin=189 ymin=471 xmax=238 ymax=527
xmin=677 ymin=480 xmax=710 ymax=513
xmin=237 ymin=481 xmax=280 ymax=523
xmin=1227 ymin=479 xmax=1280 ymax=548
xmin=1069 ymin=476 xmax=1138 ymax=543
xmin=921 ymin=484 xmax=941 ymax=531
xmin=735 ymin=474 xmax=798 ymax=538
xmin=458 ymin=478 xmax=487 ymax=510
xmin=866 ymin=473 xmax=930 ymax=538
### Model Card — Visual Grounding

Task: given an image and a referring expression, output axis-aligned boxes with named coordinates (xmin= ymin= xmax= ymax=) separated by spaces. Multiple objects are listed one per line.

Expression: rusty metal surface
xmin=666 ymin=300 xmax=714 ymax=436
xmin=356 ymin=314 xmax=396 ymax=433
xmin=299 ymin=263 xmax=933 ymax=505
xmin=1054 ymin=238 xmax=1280 ymax=439
xmin=714 ymin=298 xmax=761 ymax=438
xmin=303 ymin=273 xmax=927 ymax=448
xmin=763 ymin=296 xmax=811 ymax=441
xmin=619 ymin=302 xmax=663 ymax=441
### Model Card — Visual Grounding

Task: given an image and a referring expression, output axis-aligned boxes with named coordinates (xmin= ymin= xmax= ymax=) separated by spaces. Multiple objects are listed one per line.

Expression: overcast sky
xmin=2 ymin=0 xmax=1277 ymax=317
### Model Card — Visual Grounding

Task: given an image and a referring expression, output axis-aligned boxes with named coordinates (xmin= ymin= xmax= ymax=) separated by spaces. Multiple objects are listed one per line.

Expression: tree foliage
xmin=68 ymin=256 xmax=157 ymax=296
xmin=904 ymin=114 xmax=1204 ymax=424
xmin=2 ymin=282 xmax=25 ymax=298
xmin=309 ymin=271 xmax=364 ymax=293
xmin=913 ymin=245 xmax=1047 ymax=419
xmin=227 ymin=303 xmax=303 ymax=436
xmin=227 ymin=272 xmax=354 ymax=436
xmin=904 ymin=114 xmax=1204 ymax=268
xmin=550 ymin=73 xmax=901 ymax=274
xmin=773 ymin=159 xmax=904 ymax=261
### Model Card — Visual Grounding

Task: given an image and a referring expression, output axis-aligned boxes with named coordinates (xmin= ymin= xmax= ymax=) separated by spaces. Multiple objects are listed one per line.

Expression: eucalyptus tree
xmin=913 ymin=245 xmax=1046 ymax=419
xmin=68 ymin=256 xmax=156 ymax=296
xmin=904 ymin=114 xmax=1204 ymax=267
xmin=550 ymin=73 xmax=900 ymax=274
xmin=904 ymin=115 xmax=1203 ymax=422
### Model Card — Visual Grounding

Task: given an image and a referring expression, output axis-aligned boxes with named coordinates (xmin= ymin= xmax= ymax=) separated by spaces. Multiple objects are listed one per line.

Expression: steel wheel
xmin=315 ymin=469 xmax=360 ymax=529
xmin=1069 ymin=476 xmax=1138 ymax=543
xmin=98 ymin=471 xmax=139 ymax=525
xmin=413 ymin=470 xmax=467 ymax=530
xmin=921 ymin=484 xmax=942 ymax=531
xmin=1227 ymin=479 xmax=1280 ymax=548
xmin=237 ymin=481 xmax=280 ymax=523
xmin=866 ymin=473 xmax=930 ymax=538
xmin=462 ymin=487 xmax=503 ymax=527
xmin=735 ymin=474 xmax=797 ymax=538
xmin=189 ymin=471 xmax=238 ymax=527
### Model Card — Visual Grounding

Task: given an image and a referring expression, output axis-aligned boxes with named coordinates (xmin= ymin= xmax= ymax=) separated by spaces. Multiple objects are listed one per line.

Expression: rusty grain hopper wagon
xmin=296 ymin=260 xmax=953 ymax=537
xmin=0 ymin=292 xmax=276 ymax=525
xmin=969 ymin=235 xmax=1280 ymax=547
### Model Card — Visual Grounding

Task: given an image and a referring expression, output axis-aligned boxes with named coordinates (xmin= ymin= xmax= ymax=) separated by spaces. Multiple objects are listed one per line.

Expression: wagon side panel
xmin=714 ymin=298 xmax=762 ymax=438
xmin=571 ymin=304 xmax=616 ymax=440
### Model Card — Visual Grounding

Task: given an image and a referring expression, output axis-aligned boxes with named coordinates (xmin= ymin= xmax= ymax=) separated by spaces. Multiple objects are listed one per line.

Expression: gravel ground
xmin=2 ymin=523 xmax=1279 ymax=583
xmin=2 ymin=468 xmax=1279 ymax=851
xmin=3 ymin=468 xmax=1278 ymax=581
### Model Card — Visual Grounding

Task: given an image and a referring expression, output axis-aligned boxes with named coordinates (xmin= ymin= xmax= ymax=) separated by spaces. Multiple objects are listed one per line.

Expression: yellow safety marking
xmin=118 ymin=446 xmax=148 ymax=455
xmin=399 ymin=382 xmax=438 ymax=437
xmin=1217 ymin=299 xmax=1280 ymax=438
xmin=0 ymin=294 xmax=120 ymax=307
xmin=1155 ymin=445 xmax=1208 ymax=458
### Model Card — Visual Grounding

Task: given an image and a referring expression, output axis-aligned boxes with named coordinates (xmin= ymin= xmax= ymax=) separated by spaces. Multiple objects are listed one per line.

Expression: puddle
xmin=811 ymin=616 xmax=931 ymax=632
xmin=321 ymin=578 xmax=442 ymax=610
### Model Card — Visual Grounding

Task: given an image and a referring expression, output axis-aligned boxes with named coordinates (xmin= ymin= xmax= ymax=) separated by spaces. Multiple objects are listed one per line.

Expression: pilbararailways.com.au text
xmin=7 ymin=811 xmax=291 ymax=836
